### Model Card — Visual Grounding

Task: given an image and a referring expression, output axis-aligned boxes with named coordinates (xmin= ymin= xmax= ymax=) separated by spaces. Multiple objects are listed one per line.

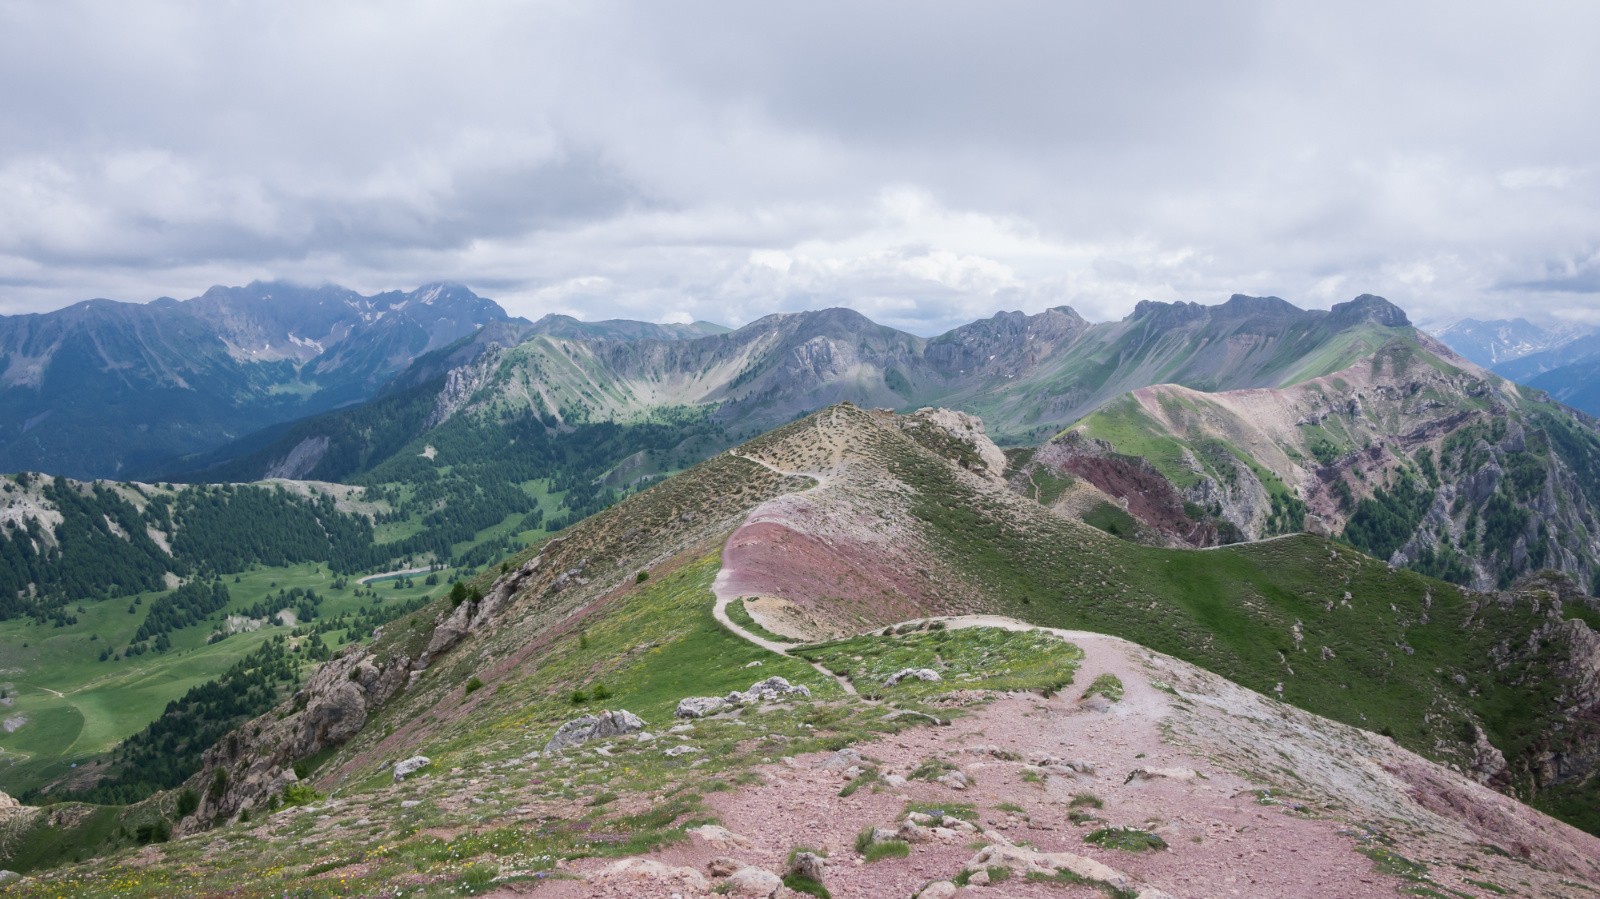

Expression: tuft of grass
xmin=838 ymin=767 xmax=880 ymax=797
xmin=464 ymin=676 xmax=485 ymax=695
xmin=908 ymin=757 xmax=958 ymax=781
xmin=995 ymin=801 xmax=1027 ymax=815
xmin=903 ymin=801 xmax=978 ymax=823
xmin=1084 ymin=827 xmax=1167 ymax=852
xmin=782 ymin=874 xmax=831 ymax=898
xmin=1069 ymin=792 xmax=1104 ymax=809
xmin=1083 ymin=673 xmax=1124 ymax=702
xmin=863 ymin=840 xmax=910 ymax=862
xmin=955 ymin=866 xmax=1012 ymax=886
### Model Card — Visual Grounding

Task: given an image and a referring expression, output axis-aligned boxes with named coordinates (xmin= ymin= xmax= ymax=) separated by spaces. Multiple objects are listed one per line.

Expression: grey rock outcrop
xmin=543 ymin=710 xmax=646 ymax=755
xmin=392 ymin=756 xmax=430 ymax=782
xmin=675 ymin=696 xmax=733 ymax=719
xmin=730 ymin=676 xmax=811 ymax=704
xmin=884 ymin=667 xmax=942 ymax=686
xmin=786 ymin=850 xmax=826 ymax=883
xmin=677 ymin=676 xmax=811 ymax=719
xmin=722 ymin=866 xmax=782 ymax=897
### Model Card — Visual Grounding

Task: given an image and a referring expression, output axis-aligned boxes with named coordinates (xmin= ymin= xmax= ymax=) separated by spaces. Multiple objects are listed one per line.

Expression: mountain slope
xmin=5 ymin=404 xmax=1600 ymax=893
xmin=1526 ymin=359 xmax=1600 ymax=418
xmin=0 ymin=282 xmax=513 ymax=478
xmin=179 ymin=406 xmax=1600 ymax=830
xmin=1040 ymin=334 xmax=1600 ymax=594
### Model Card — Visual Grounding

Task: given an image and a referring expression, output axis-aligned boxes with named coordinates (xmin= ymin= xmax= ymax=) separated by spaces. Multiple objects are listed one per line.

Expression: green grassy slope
xmin=875 ymin=412 xmax=1590 ymax=816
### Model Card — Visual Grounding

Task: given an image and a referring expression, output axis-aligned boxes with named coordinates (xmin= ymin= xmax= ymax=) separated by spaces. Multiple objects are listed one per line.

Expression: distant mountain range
xmin=177 ymin=292 xmax=1418 ymax=484
xmin=0 ymin=282 xmax=516 ymax=478
xmin=1432 ymin=317 xmax=1600 ymax=417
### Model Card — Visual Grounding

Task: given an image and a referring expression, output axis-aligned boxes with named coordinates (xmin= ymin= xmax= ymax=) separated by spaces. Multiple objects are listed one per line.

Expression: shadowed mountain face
xmin=0 ymin=282 xmax=515 ymax=478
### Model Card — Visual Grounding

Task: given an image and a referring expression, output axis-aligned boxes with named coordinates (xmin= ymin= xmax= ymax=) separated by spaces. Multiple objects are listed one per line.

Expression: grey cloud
xmin=0 ymin=1 xmax=1598 ymax=330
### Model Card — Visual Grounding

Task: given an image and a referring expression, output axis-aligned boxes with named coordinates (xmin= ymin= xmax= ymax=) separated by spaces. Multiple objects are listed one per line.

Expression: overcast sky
xmin=2 ymin=1 xmax=1598 ymax=334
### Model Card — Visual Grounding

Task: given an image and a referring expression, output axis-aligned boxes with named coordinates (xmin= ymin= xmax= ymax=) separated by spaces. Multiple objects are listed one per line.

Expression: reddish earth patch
xmin=720 ymin=520 xmax=957 ymax=633
xmin=1034 ymin=436 xmax=1216 ymax=547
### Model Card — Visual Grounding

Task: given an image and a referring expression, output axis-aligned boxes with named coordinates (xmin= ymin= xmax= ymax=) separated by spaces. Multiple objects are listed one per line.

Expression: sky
xmin=2 ymin=1 xmax=1599 ymax=335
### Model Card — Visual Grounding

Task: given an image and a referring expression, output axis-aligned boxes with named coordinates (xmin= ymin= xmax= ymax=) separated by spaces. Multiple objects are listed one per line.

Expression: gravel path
xmin=546 ymin=625 xmax=1416 ymax=898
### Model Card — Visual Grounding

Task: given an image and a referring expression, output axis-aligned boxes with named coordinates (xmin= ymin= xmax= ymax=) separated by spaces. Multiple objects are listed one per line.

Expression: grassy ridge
xmin=883 ymin=431 xmax=1580 ymax=812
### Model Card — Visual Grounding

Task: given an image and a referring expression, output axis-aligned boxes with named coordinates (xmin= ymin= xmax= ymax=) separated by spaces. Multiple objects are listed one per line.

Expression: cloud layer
xmin=3 ymin=1 xmax=1598 ymax=333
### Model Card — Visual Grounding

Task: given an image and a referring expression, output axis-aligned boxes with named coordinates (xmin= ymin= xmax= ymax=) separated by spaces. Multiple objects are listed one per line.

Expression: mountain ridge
xmin=180 ymin=292 xmax=1426 ymax=486
xmin=0 ymin=281 xmax=516 ymax=478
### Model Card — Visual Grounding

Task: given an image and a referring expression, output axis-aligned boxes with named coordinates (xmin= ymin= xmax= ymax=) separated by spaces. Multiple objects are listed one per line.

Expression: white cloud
xmin=0 ymin=1 xmax=1597 ymax=330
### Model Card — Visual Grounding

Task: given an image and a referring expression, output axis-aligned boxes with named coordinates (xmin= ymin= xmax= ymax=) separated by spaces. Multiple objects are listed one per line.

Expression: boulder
xmin=542 ymin=710 xmax=645 ymax=754
xmin=589 ymin=857 xmax=709 ymax=893
xmin=734 ymin=676 xmax=812 ymax=704
xmin=885 ymin=667 xmax=943 ymax=687
xmin=1125 ymin=766 xmax=1201 ymax=784
xmin=392 ymin=756 xmax=431 ymax=782
xmin=916 ymin=882 xmax=958 ymax=899
xmin=723 ymin=866 xmax=783 ymax=897
xmin=786 ymin=851 xmax=826 ymax=883
xmin=678 ymin=677 xmax=811 ymax=719
xmin=816 ymin=748 xmax=863 ymax=771
xmin=0 ymin=870 xmax=22 ymax=887
xmin=676 ymin=696 xmax=733 ymax=719
xmin=898 ymin=820 xmax=935 ymax=843
xmin=689 ymin=824 xmax=752 ymax=848
xmin=708 ymin=856 xmax=741 ymax=877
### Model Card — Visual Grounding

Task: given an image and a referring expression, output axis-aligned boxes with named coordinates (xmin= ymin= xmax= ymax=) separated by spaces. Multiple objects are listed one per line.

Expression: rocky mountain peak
xmin=1330 ymin=293 xmax=1410 ymax=328
xmin=1130 ymin=298 xmax=1209 ymax=325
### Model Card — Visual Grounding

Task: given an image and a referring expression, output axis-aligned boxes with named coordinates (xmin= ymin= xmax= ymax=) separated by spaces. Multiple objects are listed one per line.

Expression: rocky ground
xmin=513 ymin=620 xmax=1600 ymax=898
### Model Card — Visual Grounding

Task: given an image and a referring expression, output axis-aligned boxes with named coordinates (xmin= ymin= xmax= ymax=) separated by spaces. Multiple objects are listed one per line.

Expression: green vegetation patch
xmin=862 ymin=839 xmax=909 ymax=862
xmin=1084 ymin=826 xmax=1168 ymax=852
xmin=1083 ymin=673 xmax=1124 ymax=702
xmin=1083 ymin=501 xmax=1139 ymax=538
xmin=794 ymin=626 xmax=1081 ymax=699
